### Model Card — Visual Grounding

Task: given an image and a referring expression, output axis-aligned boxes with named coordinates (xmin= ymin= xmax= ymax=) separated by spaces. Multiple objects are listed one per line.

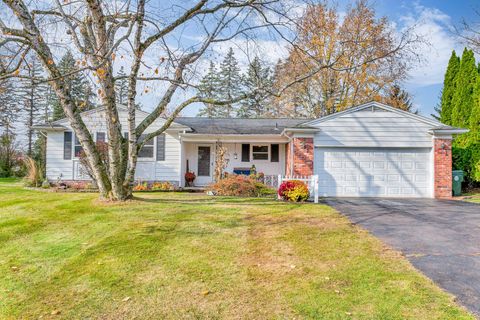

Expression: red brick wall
xmin=287 ymin=137 xmax=314 ymax=176
xmin=434 ymin=138 xmax=452 ymax=198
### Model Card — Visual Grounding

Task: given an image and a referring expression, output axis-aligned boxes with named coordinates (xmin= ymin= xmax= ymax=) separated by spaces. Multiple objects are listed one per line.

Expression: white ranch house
xmin=33 ymin=102 xmax=467 ymax=199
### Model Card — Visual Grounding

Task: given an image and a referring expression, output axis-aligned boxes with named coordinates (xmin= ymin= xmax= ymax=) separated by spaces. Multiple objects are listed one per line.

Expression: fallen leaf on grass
xmin=122 ymin=297 xmax=131 ymax=302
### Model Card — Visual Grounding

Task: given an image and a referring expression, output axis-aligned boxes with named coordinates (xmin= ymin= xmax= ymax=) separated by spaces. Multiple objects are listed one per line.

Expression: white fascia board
xmin=281 ymin=128 xmax=320 ymax=133
xmin=429 ymin=128 xmax=469 ymax=135
xmin=314 ymin=144 xmax=433 ymax=148
xmin=179 ymin=133 xmax=289 ymax=143
xmin=32 ymin=125 xmax=67 ymax=131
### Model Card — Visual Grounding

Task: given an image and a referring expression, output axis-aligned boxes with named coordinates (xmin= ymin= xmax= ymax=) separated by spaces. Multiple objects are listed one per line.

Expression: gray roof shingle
xmin=174 ymin=117 xmax=310 ymax=134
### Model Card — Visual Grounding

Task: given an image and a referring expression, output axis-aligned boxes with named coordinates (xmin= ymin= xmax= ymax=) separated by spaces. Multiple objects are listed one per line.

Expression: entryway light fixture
xmin=233 ymin=143 xmax=238 ymax=159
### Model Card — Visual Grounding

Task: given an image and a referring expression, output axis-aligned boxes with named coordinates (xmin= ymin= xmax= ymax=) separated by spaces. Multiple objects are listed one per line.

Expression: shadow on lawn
xmin=133 ymin=195 xmax=283 ymax=205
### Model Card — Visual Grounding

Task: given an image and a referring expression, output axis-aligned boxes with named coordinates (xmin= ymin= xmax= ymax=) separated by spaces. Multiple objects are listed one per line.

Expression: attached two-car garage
xmin=315 ymin=147 xmax=432 ymax=197
xmin=298 ymin=102 xmax=445 ymax=198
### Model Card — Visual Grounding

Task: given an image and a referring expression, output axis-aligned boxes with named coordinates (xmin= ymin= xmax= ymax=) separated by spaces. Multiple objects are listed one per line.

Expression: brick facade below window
xmin=286 ymin=137 xmax=314 ymax=176
xmin=434 ymin=138 xmax=452 ymax=199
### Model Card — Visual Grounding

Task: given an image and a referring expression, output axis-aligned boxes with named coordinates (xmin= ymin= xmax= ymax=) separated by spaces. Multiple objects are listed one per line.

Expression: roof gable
xmin=51 ymin=105 xmax=188 ymax=129
xmin=52 ymin=105 xmax=151 ymax=125
xmin=303 ymin=101 xmax=443 ymax=128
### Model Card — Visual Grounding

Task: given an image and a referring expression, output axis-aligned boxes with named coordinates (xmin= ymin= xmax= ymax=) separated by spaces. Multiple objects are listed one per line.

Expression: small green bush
xmin=453 ymin=143 xmax=480 ymax=189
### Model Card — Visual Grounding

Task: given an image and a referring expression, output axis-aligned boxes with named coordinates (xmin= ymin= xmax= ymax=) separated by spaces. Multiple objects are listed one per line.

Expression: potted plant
xmin=185 ymin=171 xmax=196 ymax=187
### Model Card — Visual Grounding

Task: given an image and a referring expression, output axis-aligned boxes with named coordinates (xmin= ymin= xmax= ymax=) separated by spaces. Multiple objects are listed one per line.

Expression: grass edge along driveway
xmin=0 ymin=179 xmax=474 ymax=319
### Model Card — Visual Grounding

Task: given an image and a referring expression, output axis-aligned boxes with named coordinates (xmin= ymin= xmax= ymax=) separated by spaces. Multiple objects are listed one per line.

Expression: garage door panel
xmin=315 ymin=147 xmax=432 ymax=198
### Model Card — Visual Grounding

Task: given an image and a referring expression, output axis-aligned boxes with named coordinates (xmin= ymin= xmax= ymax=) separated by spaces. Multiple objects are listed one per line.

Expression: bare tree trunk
xmin=27 ymin=79 xmax=34 ymax=156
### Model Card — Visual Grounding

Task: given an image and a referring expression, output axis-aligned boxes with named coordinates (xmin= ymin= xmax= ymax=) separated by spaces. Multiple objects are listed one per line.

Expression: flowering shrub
xmin=278 ymin=180 xmax=310 ymax=202
xmin=133 ymin=182 xmax=149 ymax=191
xmin=208 ymin=174 xmax=274 ymax=197
xmin=185 ymin=171 xmax=196 ymax=186
xmin=151 ymin=181 xmax=174 ymax=191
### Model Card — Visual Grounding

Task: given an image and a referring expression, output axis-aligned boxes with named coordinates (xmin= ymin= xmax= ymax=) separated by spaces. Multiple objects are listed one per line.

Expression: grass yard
xmin=463 ymin=190 xmax=480 ymax=203
xmin=0 ymin=179 xmax=473 ymax=319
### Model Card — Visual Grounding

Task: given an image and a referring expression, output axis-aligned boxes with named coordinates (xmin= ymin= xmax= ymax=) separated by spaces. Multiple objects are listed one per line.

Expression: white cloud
xmin=400 ymin=4 xmax=462 ymax=87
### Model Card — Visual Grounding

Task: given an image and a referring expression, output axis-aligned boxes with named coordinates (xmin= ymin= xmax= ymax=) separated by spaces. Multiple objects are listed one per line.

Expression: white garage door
xmin=315 ymin=147 xmax=432 ymax=198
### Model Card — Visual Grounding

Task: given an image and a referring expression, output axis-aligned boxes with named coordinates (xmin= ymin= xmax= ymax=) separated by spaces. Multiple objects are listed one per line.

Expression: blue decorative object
xmin=233 ymin=168 xmax=251 ymax=175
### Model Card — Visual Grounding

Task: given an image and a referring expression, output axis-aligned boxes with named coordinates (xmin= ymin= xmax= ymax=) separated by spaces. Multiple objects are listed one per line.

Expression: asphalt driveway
xmin=322 ymin=198 xmax=480 ymax=317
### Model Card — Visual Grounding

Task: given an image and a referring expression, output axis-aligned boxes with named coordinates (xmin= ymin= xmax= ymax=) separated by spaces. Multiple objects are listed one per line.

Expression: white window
xmin=74 ymin=135 xmax=83 ymax=157
xmin=96 ymin=132 xmax=106 ymax=143
xmin=138 ymin=135 xmax=154 ymax=158
xmin=252 ymin=145 xmax=269 ymax=160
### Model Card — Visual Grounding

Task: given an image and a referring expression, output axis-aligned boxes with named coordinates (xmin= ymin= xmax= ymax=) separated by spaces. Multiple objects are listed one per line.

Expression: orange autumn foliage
xmin=272 ymin=0 xmax=410 ymax=118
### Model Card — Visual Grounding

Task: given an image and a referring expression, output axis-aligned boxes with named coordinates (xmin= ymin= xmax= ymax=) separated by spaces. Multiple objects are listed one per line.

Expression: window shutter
xmin=271 ymin=144 xmax=279 ymax=162
xmin=241 ymin=144 xmax=250 ymax=162
xmin=64 ymin=132 xmax=72 ymax=160
xmin=156 ymin=134 xmax=166 ymax=161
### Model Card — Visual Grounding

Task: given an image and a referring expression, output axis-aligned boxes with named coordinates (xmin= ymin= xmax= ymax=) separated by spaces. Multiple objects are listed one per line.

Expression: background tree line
xmin=436 ymin=48 xmax=480 ymax=188
xmin=198 ymin=1 xmax=416 ymax=119
xmin=0 ymin=50 xmax=130 ymax=178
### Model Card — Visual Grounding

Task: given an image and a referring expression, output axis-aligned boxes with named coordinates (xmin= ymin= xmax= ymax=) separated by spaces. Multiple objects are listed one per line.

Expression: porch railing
xmin=263 ymin=175 xmax=280 ymax=188
xmin=276 ymin=175 xmax=319 ymax=204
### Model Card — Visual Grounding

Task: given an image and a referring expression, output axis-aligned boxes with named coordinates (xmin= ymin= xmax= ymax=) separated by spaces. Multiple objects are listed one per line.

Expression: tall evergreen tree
xmin=468 ymin=77 xmax=480 ymax=181
xmin=237 ymin=57 xmax=273 ymax=118
xmin=451 ymin=48 xmax=477 ymax=127
xmin=438 ymin=51 xmax=460 ymax=125
xmin=383 ymin=84 xmax=417 ymax=114
xmin=115 ymin=66 xmax=128 ymax=105
xmin=51 ymin=51 xmax=95 ymax=120
xmin=198 ymin=62 xmax=221 ymax=117
xmin=0 ymin=79 xmax=20 ymax=177
xmin=0 ymin=79 xmax=18 ymax=135
xmin=217 ymin=48 xmax=242 ymax=117
xmin=20 ymin=56 xmax=48 ymax=156
xmin=470 ymin=78 xmax=480 ymax=141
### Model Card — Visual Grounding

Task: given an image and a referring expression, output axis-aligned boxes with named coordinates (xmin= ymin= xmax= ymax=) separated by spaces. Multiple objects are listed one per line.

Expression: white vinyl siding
xmin=313 ymin=109 xmax=433 ymax=148
xmin=46 ymin=108 xmax=182 ymax=183
xmin=46 ymin=131 xmax=74 ymax=180
xmin=154 ymin=133 xmax=181 ymax=181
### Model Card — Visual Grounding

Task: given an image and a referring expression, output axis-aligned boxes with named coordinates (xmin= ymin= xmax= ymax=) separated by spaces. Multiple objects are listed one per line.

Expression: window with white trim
xmin=138 ymin=135 xmax=154 ymax=158
xmin=74 ymin=135 xmax=83 ymax=157
xmin=96 ymin=132 xmax=106 ymax=143
xmin=252 ymin=145 xmax=269 ymax=160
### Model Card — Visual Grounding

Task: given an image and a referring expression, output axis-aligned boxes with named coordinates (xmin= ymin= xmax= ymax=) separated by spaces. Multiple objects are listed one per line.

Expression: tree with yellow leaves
xmin=272 ymin=1 xmax=413 ymax=118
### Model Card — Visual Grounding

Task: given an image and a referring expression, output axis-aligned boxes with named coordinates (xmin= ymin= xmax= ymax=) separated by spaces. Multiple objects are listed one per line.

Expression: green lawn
xmin=0 ymin=179 xmax=473 ymax=319
xmin=463 ymin=191 xmax=480 ymax=203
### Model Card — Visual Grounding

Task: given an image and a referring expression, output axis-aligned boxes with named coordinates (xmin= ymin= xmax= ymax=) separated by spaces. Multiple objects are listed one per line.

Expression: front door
xmin=196 ymin=145 xmax=213 ymax=186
